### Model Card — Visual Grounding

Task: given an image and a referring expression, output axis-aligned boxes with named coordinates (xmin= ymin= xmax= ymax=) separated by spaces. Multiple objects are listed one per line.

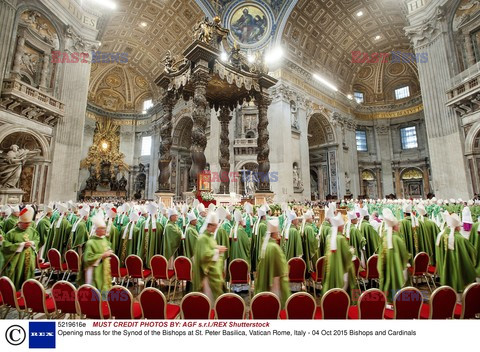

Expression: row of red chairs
xmin=2 ymin=274 xmax=479 ymax=319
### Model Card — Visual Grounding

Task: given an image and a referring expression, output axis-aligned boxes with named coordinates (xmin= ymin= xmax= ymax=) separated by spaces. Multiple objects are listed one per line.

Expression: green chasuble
xmin=114 ymin=214 xmax=129 ymax=233
xmin=185 ymin=224 xmax=199 ymax=259
xmin=71 ymin=220 xmax=89 ymax=253
xmin=436 ymin=231 xmax=476 ymax=292
xmin=2 ymin=226 xmax=40 ymax=290
xmin=283 ymin=225 xmax=303 ymax=261
xmin=0 ymin=233 xmax=4 ymax=276
xmin=214 ymin=226 xmax=230 ymax=262
xmin=163 ymin=221 xmax=183 ymax=262
xmin=377 ymin=231 xmax=410 ymax=301
xmin=66 ymin=213 xmax=78 ymax=225
xmin=0 ymin=217 xmax=5 ymax=232
xmin=318 ymin=221 xmax=331 ymax=257
xmin=82 ymin=236 xmax=112 ymax=293
xmin=118 ymin=223 xmax=140 ymax=266
xmin=36 ymin=216 xmax=51 ymax=251
xmin=243 ymin=214 xmax=256 ymax=238
xmin=416 ymin=217 xmax=439 ymax=265
xmin=196 ymin=216 xmax=205 ymax=233
xmin=254 ymin=220 xmax=267 ymax=266
xmin=230 ymin=226 xmax=251 ymax=266
xmin=43 ymin=216 xmax=72 ymax=260
xmin=398 ymin=217 xmax=417 ymax=261
xmin=359 ymin=220 xmax=380 ymax=260
xmin=303 ymin=222 xmax=319 ymax=273
xmin=4 ymin=215 xmax=19 ymax=233
xmin=322 ymin=233 xmax=356 ymax=296
xmin=106 ymin=223 xmax=120 ymax=257
xmin=255 ymin=238 xmax=291 ymax=309
xmin=193 ymin=231 xmax=225 ymax=301
xmin=138 ymin=218 xmax=163 ymax=268
xmin=346 ymin=225 xmax=366 ymax=263
xmin=468 ymin=222 xmax=480 ymax=276
xmin=136 ymin=215 xmax=147 ymax=230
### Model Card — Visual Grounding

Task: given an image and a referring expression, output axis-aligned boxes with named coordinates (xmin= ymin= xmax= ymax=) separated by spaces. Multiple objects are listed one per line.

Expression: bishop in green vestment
xmin=359 ymin=216 xmax=379 ymax=260
xmin=255 ymin=218 xmax=291 ymax=309
xmin=35 ymin=205 xmax=53 ymax=259
xmin=469 ymin=220 xmax=480 ymax=276
xmin=283 ymin=211 xmax=303 ymax=261
xmin=70 ymin=206 xmax=90 ymax=255
xmin=322 ymin=213 xmax=356 ymax=296
xmin=118 ymin=212 xmax=141 ymax=266
xmin=1 ymin=206 xmax=39 ymax=290
xmin=193 ymin=213 xmax=227 ymax=302
xmin=416 ymin=203 xmax=440 ymax=265
xmin=163 ymin=209 xmax=183 ymax=268
xmin=252 ymin=208 xmax=267 ymax=271
xmin=318 ymin=204 xmax=335 ymax=256
xmin=378 ymin=209 xmax=410 ymax=301
xmin=82 ymin=215 xmax=113 ymax=293
xmin=436 ymin=213 xmax=476 ymax=293
xmin=230 ymin=210 xmax=251 ymax=266
xmin=3 ymin=205 xmax=20 ymax=233
xmin=344 ymin=211 xmax=366 ymax=267
xmin=398 ymin=204 xmax=417 ymax=261
xmin=184 ymin=212 xmax=199 ymax=259
xmin=302 ymin=210 xmax=319 ymax=273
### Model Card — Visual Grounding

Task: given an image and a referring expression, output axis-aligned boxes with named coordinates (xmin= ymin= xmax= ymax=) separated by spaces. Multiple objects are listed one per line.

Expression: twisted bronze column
xmin=189 ymin=71 xmax=209 ymax=187
xmin=218 ymin=105 xmax=232 ymax=193
xmin=255 ymin=92 xmax=272 ymax=192
xmin=157 ymin=91 xmax=177 ymax=192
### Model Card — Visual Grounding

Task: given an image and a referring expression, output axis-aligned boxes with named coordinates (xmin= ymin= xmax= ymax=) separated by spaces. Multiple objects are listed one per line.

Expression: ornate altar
xmin=80 ymin=117 xmax=129 ymax=199
xmin=154 ymin=15 xmax=277 ymax=204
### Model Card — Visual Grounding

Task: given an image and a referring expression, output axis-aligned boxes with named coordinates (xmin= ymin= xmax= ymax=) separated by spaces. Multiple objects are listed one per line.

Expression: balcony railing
xmin=1 ymin=78 xmax=65 ymax=125
xmin=233 ymin=138 xmax=257 ymax=155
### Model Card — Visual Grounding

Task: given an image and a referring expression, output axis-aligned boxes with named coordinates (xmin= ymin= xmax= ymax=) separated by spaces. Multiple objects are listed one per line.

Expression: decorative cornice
xmin=355 ymin=103 xmax=424 ymax=120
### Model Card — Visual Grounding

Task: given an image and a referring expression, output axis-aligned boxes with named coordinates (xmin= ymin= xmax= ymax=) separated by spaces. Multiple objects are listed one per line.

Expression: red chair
xmin=51 ymin=281 xmax=77 ymax=318
xmin=107 ymin=285 xmax=142 ymax=319
xmin=352 ymin=257 xmax=363 ymax=290
xmin=454 ymin=282 xmax=480 ymax=319
xmin=228 ymin=259 xmax=251 ymax=299
xmin=125 ymin=255 xmax=151 ymax=294
xmin=250 ymin=292 xmax=281 ymax=319
xmin=46 ymin=248 xmax=68 ymax=284
xmin=280 ymin=292 xmax=319 ymax=319
xmin=173 ymin=256 xmax=193 ymax=299
xmin=214 ymin=293 xmax=246 ymax=319
xmin=64 ymin=250 xmax=80 ymax=282
xmin=348 ymin=288 xmax=386 ymax=319
xmin=21 ymin=279 xmax=55 ymax=319
xmin=320 ymin=289 xmax=350 ymax=319
xmin=420 ymin=286 xmax=456 ymax=319
xmin=36 ymin=256 xmax=51 ymax=285
xmin=110 ymin=254 xmax=127 ymax=286
xmin=309 ymin=256 xmax=325 ymax=297
xmin=408 ymin=252 xmax=432 ymax=292
xmin=427 ymin=265 xmax=437 ymax=288
xmin=180 ymin=292 xmax=212 ymax=319
xmin=150 ymin=255 xmax=175 ymax=299
xmin=76 ymin=284 xmax=110 ymax=319
xmin=288 ymin=257 xmax=306 ymax=291
xmin=359 ymin=255 xmax=379 ymax=290
xmin=0 ymin=276 xmax=25 ymax=319
xmin=384 ymin=287 xmax=423 ymax=319
xmin=138 ymin=287 xmax=180 ymax=319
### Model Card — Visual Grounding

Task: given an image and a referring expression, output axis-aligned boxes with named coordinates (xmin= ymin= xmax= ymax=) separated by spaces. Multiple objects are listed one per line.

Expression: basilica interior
xmin=1 ymin=0 xmax=480 ymax=204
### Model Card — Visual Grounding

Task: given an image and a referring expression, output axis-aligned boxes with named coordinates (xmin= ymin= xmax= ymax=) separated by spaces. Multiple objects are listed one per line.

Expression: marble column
xmin=394 ymin=167 xmax=402 ymax=198
xmin=10 ymin=35 xmax=24 ymax=79
xmin=189 ymin=71 xmax=209 ymax=187
xmin=406 ymin=7 xmax=471 ymax=199
xmin=39 ymin=53 xmax=50 ymax=92
xmin=375 ymin=168 xmax=383 ymax=198
xmin=422 ymin=165 xmax=430 ymax=196
xmin=0 ymin=0 xmax=17 ymax=92
xmin=464 ymin=32 xmax=476 ymax=68
xmin=218 ymin=105 xmax=232 ymax=193
xmin=47 ymin=36 xmax=97 ymax=201
xmin=158 ymin=91 xmax=176 ymax=192
xmin=255 ymin=91 xmax=272 ymax=192
xmin=375 ymin=124 xmax=395 ymax=195
xmin=358 ymin=167 xmax=364 ymax=196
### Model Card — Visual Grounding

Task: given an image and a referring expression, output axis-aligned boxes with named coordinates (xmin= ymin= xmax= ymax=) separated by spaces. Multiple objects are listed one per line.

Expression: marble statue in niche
xmin=293 ymin=164 xmax=303 ymax=191
xmin=0 ymin=144 xmax=40 ymax=189
xmin=290 ymin=100 xmax=299 ymax=129
xmin=345 ymin=172 xmax=352 ymax=194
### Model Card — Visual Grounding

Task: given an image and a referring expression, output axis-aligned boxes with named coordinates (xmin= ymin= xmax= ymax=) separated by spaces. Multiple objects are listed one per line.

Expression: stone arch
xmin=0 ymin=127 xmax=50 ymax=160
xmin=464 ymin=121 xmax=480 ymax=155
xmin=172 ymin=115 xmax=193 ymax=149
xmin=307 ymin=111 xmax=336 ymax=147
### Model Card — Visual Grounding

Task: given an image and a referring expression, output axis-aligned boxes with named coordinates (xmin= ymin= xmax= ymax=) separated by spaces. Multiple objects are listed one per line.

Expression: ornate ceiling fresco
xmin=282 ymin=0 xmax=414 ymax=92
xmin=89 ymin=0 xmax=421 ymax=112
xmin=88 ymin=63 xmax=152 ymax=112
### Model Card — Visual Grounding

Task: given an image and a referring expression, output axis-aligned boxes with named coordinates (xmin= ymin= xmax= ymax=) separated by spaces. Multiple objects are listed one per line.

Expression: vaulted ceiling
xmin=89 ymin=0 xmax=417 ymax=112
xmin=282 ymin=0 xmax=413 ymax=91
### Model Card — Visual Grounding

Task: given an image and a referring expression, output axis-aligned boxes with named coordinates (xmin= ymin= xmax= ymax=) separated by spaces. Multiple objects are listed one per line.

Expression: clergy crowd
xmin=0 ymin=196 xmax=479 ymax=315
